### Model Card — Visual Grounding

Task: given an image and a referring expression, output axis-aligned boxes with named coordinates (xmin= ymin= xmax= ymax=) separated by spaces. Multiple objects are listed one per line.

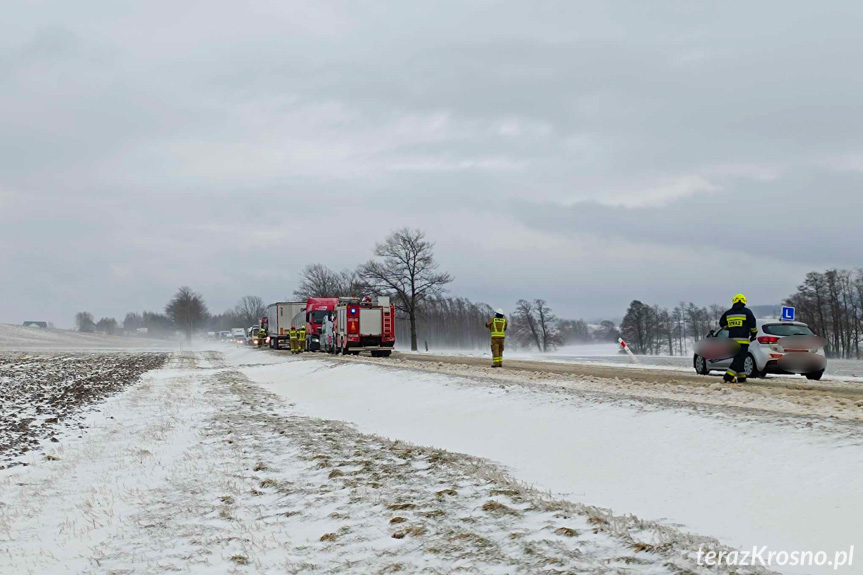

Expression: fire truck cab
xmin=331 ymin=296 xmax=395 ymax=357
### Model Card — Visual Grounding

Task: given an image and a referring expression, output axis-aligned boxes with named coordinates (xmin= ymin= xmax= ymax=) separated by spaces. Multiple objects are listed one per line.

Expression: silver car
xmin=694 ymin=319 xmax=827 ymax=380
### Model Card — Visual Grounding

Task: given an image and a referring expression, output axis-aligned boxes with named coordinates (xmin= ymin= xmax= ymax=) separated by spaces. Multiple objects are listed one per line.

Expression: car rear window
xmin=762 ymin=324 xmax=815 ymax=336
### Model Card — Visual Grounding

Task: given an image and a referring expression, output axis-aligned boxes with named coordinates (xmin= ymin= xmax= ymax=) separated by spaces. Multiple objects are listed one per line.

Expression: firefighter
xmin=289 ymin=325 xmax=298 ymax=354
xmin=299 ymin=324 xmax=307 ymax=353
xmin=485 ymin=308 xmax=507 ymax=367
xmin=719 ymin=293 xmax=758 ymax=383
xmin=257 ymin=326 xmax=267 ymax=347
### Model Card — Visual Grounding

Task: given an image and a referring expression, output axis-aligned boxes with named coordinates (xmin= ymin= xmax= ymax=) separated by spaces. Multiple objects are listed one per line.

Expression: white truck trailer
xmin=266 ymin=301 xmax=306 ymax=349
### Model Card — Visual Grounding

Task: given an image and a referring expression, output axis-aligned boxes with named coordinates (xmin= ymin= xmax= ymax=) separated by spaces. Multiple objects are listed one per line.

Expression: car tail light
xmin=757 ymin=336 xmax=780 ymax=345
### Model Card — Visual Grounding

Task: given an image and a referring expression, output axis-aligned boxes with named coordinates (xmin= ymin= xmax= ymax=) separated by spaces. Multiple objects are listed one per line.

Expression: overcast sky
xmin=2 ymin=1 xmax=862 ymax=327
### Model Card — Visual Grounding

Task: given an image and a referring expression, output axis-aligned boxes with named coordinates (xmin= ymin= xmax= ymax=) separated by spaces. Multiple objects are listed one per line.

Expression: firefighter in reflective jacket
xmin=486 ymin=308 xmax=507 ymax=367
xmin=299 ymin=325 xmax=307 ymax=353
xmin=719 ymin=294 xmax=758 ymax=383
xmin=257 ymin=326 xmax=267 ymax=347
xmin=289 ymin=326 xmax=298 ymax=354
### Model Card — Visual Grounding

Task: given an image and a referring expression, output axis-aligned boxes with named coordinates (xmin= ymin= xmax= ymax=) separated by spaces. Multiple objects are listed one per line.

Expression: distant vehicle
xmin=266 ymin=302 xmax=306 ymax=349
xmin=23 ymin=321 xmax=48 ymax=329
xmin=331 ymin=296 xmax=395 ymax=357
xmin=694 ymin=319 xmax=827 ymax=380
xmin=247 ymin=325 xmax=264 ymax=346
xmin=218 ymin=331 xmax=232 ymax=342
xmin=231 ymin=328 xmax=246 ymax=344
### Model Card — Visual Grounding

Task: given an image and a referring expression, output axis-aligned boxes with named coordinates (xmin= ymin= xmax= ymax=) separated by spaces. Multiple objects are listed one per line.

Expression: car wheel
xmin=744 ymin=354 xmax=761 ymax=379
xmin=805 ymin=369 xmax=824 ymax=381
xmin=694 ymin=355 xmax=709 ymax=375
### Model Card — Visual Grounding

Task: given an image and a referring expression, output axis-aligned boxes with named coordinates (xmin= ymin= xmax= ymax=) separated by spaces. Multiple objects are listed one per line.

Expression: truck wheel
xmin=380 ymin=351 xmax=392 ymax=358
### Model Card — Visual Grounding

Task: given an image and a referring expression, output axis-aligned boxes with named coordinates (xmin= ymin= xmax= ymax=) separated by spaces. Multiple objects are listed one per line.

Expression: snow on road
xmin=4 ymin=348 xmax=758 ymax=574
xmin=245 ymin=352 xmax=863 ymax=575
xmin=415 ymin=343 xmax=863 ymax=381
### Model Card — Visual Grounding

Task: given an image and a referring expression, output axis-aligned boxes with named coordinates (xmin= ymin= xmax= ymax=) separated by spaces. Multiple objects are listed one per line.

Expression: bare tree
xmin=75 ymin=311 xmax=96 ymax=333
xmin=534 ymin=299 xmax=561 ymax=352
xmin=294 ymin=265 xmax=367 ymax=299
xmin=165 ymin=286 xmax=209 ymax=343
xmin=336 ymin=269 xmax=367 ymax=297
xmin=358 ymin=228 xmax=453 ymax=351
xmin=234 ymin=295 xmax=266 ymax=326
xmin=294 ymin=264 xmax=342 ymax=299
xmin=96 ymin=317 xmax=118 ymax=335
xmin=558 ymin=319 xmax=590 ymax=344
xmin=511 ymin=300 xmax=543 ymax=351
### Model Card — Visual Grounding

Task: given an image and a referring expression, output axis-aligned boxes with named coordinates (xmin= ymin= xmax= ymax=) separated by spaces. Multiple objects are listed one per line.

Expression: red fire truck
xmin=331 ymin=296 xmax=395 ymax=356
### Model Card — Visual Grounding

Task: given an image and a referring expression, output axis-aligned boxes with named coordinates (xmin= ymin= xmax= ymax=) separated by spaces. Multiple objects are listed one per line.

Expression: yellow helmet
xmin=732 ymin=293 xmax=747 ymax=305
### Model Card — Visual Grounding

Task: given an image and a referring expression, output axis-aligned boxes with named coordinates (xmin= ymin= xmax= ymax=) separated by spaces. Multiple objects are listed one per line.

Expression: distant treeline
xmin=619 ymin=301 xmax=725 ymax=356
xmin=620 ymin=268 xmax=863 ymax=358
xmin=398 ymin=297 xmax=621 ymax=352
xmin=785 ymin=269 xmax=863 ymax=359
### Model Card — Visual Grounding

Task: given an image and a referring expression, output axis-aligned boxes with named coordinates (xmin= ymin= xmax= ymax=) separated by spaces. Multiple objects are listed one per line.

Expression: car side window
xmin=715 ymin=329 xmax=730 ymax=339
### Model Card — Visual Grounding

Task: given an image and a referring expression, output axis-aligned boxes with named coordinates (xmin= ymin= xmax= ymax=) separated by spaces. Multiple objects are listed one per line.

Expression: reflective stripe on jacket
xmin=487 ymin=316 xmax=507 ymax=338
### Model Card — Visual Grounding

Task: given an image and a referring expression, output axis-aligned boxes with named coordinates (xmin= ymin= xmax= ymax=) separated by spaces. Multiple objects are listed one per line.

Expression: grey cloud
xmin=2 ymin=1 xmax=863 ymax=325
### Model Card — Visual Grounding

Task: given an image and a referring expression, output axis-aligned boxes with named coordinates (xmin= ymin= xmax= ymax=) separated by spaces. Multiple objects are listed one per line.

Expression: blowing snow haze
xmin=2 ymin=1 xmax=862 ymax=326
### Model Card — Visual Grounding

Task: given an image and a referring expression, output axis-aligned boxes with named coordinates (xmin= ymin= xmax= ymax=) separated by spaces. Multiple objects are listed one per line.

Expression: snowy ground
xmin=1 ymin=347 xmax=783 ymax=574
xmin=250 ymin=353 xmax=863 ymax=575
xmin=0 ymin=351 xmax=167 ymax=468
xmin=0 ymin=323 xmax=177 ymax=351
xmin=415 ymin=343 xmax=863 ymax=380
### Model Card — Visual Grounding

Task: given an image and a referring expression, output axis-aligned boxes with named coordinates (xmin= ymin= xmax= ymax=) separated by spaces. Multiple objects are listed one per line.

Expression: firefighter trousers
xmin=726 ymin=343 xmax=749 ymax=382
xmin=491 ymin=337 xmax=505 ymax=366
xmin=290 ymin=338 xmax=297 ymax=353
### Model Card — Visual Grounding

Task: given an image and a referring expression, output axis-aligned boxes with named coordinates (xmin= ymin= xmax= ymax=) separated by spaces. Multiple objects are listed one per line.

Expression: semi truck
xmin=304 ymin=297 xmax=340 ymax=351
xmin=331 ymin=296 xmax=395 ymax=357
xmin=266 ymin=302 xmax=306 ymax=349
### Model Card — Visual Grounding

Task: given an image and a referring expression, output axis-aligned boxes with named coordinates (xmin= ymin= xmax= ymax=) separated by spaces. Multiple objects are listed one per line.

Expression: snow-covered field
xmin=2 ymin=344 xmax=859 ymax=574
xmin=0 ymin=351 xmax=167 ymax=468
xmin=0 ymin=323 xmax=176 ymax=351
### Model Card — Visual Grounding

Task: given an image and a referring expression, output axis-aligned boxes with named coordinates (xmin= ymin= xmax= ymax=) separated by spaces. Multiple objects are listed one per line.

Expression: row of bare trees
xmin=392 ymin=297 xmax=495 ymax=350
xmin=620 ymin=300 xmax=725 ymax=355
xmin=78 ymin=287 xmax=212 ymax=342
xmin=785 ymin=269 xmax=863 ymax=358
xmin=74 ymin=312 xmax=119 ymax=335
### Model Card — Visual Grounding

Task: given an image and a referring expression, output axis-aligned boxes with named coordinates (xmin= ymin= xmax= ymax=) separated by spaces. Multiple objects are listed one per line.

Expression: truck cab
xmin=304 ymin=298 xmax=339 ymax=351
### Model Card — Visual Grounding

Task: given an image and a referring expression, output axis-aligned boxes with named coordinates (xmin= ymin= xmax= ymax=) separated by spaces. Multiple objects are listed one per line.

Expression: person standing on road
xmin=486 ymin=308 xmax=507 ymax=368
xmin=289 ymin=325 xmax=298 ymax=354
xmin=299 ymin=324 xmax=307 ymax=353
xmin=719 ymin=294 xmax=758 ymax=383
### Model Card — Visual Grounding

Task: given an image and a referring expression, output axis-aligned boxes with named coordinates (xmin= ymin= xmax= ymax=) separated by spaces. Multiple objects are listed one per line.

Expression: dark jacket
xmin=720 ymin=302 xmax=758 ymax=343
